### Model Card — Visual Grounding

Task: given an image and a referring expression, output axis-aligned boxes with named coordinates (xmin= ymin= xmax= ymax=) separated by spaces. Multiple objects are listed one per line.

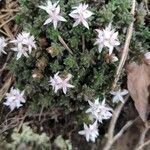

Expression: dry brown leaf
xmin=126 ymin=62 xmax=150 ymax=122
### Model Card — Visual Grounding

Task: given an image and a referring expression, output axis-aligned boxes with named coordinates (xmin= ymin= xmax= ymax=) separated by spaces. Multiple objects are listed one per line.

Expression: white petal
xmin=38 ymin=5 xmax=47 ymax=10
xmin=108 ymin=46 xmax=114 ymax=55
xmin=58 ymin=16 xmax=67 ymax=22
xmin=110 ymin=91 xmax=117 ymax=95
xmin=82 ymin=19 xmax=89 ymax=29
xmin=121 ymin=89 xmax=129 ymax=96
xmin=44 ymin=18 xmax=52 ymax=25
xmin=55 ymin=5 xmax=60 ymax=14
xmin=112 ymin=96 xmax=119 ymax=103
xmin=118 ymin=95 xmax=124 ymax=103
xmin=16 ymin=52 xmax=22 ymax=60
xmin=62 ymin=86 xmax=67 ymax=94
xmin=98 ymin=44 xmax=104 ymax=53
xmin=66 ymin=84 xmax=74 ymax=88
xmin=73 ymin=20 xmax=80 ymax=27
xmin=83 ymin=10 xmax=93 ymax=18
xmin=53 ymin=20 xmax=58 ymax=29
xmin=78 ymin=130 xmax=85 ymax=135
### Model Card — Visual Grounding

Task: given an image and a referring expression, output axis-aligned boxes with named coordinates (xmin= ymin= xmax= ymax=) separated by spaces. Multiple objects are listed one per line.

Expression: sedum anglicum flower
xmin=95 ymin=23 xmax=120 ymax=55
xmin=4 ymin=87 xmax=26 ymax=111
xmin=39 ymin=0 xmax=59 ymax=13
xmin=0 ymin=36 xmax=7 ymax=55
xmin=69 ymin=3 xmax=93 ymax=29
xmin=10 ymin=32 xmax=36 ymax=60
xmin=110 ymin=89 xmax=129 ymax=103
xmin=49 ymin=72 xmax=74 ymax=94
xmin=86 ymin=98 xmax=113 ymax=123
xmin=78 ymin=121 xmax=99 ymax=142
xmin=39 ymin=1 xmax=66 ymax=29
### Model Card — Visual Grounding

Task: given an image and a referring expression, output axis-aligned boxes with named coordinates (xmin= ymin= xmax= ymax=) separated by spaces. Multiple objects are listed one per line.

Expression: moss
xmin=9 ymin=0 xmax=149 ymax=125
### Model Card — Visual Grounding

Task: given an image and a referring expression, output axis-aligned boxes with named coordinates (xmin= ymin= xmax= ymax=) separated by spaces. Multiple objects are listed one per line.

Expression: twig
xmin=113 ymin=119 xmax=137 ymax=143
xmin=0 ymin=29 xmax=9 ymax=36
xmin=0 ymin=13 xmax=9 ymax=19
xmin=39 ymin=105 xmax=44 ymax=121
xmin=136 ymin=140 xmax=150 ymax=150
xmin=58 ymin=35 xmax=73 ymax=54
xmin=136 ymin=126 xmax=150 ymax=150
xmin=16 ymin=112 xmax=27 ymax=133
xmin=112 ymin=0 xmax=136 ymax=90
xmin=0 ymin=9 xmax=20 ymax=12
xmin=103 ymin=95 xmax=129 ymax=150
xmin=82 ymin=34 xmax=85 ymax=52
xmin=143 ymin=0 xmax=150 ymax=14
xmin=1 ymin=18 xmax=14 ymax=38
xmin=0 ymin=15 xmax=16 ymax=28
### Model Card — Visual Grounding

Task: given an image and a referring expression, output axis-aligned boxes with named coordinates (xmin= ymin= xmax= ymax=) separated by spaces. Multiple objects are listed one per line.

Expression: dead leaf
xmin=126 ymin=62 xmax=150 ymax=122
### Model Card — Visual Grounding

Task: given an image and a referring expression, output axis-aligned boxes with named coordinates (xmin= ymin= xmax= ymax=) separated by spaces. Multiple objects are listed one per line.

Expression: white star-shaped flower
xmin=110 ymin=89 xmax=129 ymax=103
xmin=39 ymin=1 xmax=66 ymax=29
xmin=95 ymin=23 xmax=120 ymax=55
xmin=78 ymin=121 xmax=99 ymax=142
xmin=0 ymin=36 xmax=7 ymax=55
xmin=10 ymin=32 xmax=36 ymax=60
xmin=86 ymin=98 xmax=113 ymax=123
xmin=39 ymin=0 xmax=59 ymax=13
xmin=4 ymin=87 xmax=26 ymax=111
xmin=69 ymin=3 xmax=93 ymax=29
xmin=49 ymin=72 xmax=74 ymax=94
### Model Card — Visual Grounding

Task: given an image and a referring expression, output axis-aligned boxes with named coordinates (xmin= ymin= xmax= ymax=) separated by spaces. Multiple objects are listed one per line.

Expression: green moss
xmin=8 ymin=0 xmax=149 ymax=121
